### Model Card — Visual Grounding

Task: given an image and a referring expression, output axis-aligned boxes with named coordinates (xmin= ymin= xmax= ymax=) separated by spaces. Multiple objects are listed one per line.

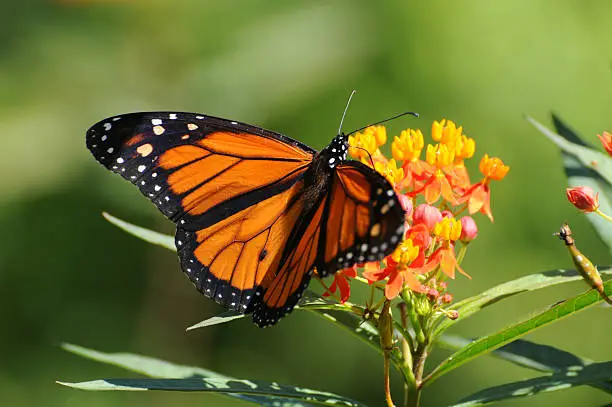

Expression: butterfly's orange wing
xmin=251 ymin=161 xmax=405 ymax=326
xmin=87 ymin=113 xmax=404 ymax=327
xmin=87 ymin=112 xmax=315 ymax=314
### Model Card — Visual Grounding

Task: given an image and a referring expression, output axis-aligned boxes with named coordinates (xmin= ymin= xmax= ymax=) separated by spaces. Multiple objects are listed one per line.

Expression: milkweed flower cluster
xmin=324 ymin=119 xmax=509 ymax=314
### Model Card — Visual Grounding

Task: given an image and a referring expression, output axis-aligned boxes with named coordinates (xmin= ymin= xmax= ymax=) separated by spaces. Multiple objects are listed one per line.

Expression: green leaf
xmin=449 ymin=361 xmax=612 ymax=406
xmin=185 ymin=291 xmax=325 ymax=330
xmin=186 ymin=311 xmax=245 ymax=330
xmin=437 ymin=336 xmax=612 ymax=394
xmin=185 ymin=295 xmax=414 ymax=385
xmin=424 ymin=279 xmax=612 ymax=385
xmin=57 ymin=377 xmax=368 ymax=406
xmin=433 ymin=267 xmax=612 ymax=337
xmin=61 ymin=344 xmax=325 ymax=406
xmin=526 ymin=115 xmax=612 ymax=185
xmin=549 ymin=114 xmax=612 ymax=254
xmin=306 ymin=303 xmax=413 ymax=386
xmin=102 ymin=212 xmax=175 ymax=252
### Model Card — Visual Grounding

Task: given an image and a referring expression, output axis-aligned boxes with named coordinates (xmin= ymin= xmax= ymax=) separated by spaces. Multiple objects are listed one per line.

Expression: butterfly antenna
xmin=352 ymin=146 xmax=375 ymax=167
xmin=338 ymin=90 xmax=357 ymax=135
xmin=346 ymin=111 xmax=420 ymax=136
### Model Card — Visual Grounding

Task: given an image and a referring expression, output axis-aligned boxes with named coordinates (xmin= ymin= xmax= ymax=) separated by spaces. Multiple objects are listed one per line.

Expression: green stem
xmin=596 ymin=208 xmax=612 ymax=223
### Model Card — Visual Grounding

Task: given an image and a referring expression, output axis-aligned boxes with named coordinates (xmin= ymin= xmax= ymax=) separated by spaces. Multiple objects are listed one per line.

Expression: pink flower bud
xmin=427 ymin=288 xmax=440 ymax=300
xmin=566 ymin=186 xmax=599 ymax=212
xmin=398 ymin=193 xmax=413 ymax=217
xmin=460 ymin=216 xmax=478 ymax=242
xmin=413 ymin=204 xmax=442 ymax=231
xmin=440 ymin=293 xmax=453 ymax=304
xmin=441 ymin=210 xmax=453 ymax=219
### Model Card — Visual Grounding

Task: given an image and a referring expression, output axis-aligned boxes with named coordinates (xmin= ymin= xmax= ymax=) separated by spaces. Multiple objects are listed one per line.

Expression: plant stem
xmin=398 ymin=303 xmax=414 ymax=407
xmin=405 ymin=341 xmax=429 ymax=407
xmin=384 ymin=353 xmax=395 ymax=407
xmin=596 ymin=208 xmax=612 ymax=223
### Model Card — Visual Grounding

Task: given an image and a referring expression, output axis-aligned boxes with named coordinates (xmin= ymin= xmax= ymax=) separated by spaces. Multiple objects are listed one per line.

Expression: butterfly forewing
xmin=86 ymin=112 xmax=314 ymax=223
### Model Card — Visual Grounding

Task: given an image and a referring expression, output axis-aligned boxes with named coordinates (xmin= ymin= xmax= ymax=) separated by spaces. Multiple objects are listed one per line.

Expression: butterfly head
xmin=321 ymin=133 xmax=349 ymax=169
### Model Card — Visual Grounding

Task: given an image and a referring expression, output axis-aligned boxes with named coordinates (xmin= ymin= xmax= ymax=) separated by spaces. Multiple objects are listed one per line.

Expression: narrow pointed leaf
xmin=449 ymin=361 xmax=612 ymax=406
xmin=425 ymin=280 xmax=612 ymax=385
xmin=527 ymin=116 xmax=612 ymax=185
xmin=57 ymin=377 xmax=368 ymax=406
xmin=433 ymin=268 xmax=612 ymax=336
xmin=62 ymin=344 xmax=318 ymax=406
xmin=186 ymin=312 xmax=245 ymax=330
xmin=102 ymin=212 xmax=175 ymax=251
xmin=437 ymin=336 xmax=612 ymax=394
xmin=549 ymin=114 xmax=612 ymax=254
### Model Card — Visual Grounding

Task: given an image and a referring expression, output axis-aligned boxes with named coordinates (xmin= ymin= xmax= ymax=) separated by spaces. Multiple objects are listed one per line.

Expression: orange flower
xmin=323 ymin=265 xmax=357 ymax=303
xmin=429 ymin=244 xmax=470 ymax=279
xmin=566 ymin=186 xmax=599 ymax=213
xmin=460 ymin=182 xmax=493 ymax=221
xmin=362 ymin=239 xmax=429 ymax=299
xmin=597 ymin=131 xmax=612 ymax=156
xmin=459 ymin=155 xmax=509 ymax=221
xmin=479 ymin=154 xmax=509 ymax=181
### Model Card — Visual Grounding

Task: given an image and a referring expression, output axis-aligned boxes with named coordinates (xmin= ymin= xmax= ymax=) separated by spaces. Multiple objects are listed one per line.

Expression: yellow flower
xmin=479 ymin=154 xmax=509 ymax=181
xmin=365 ymin=125 xmax=387 ymax=147
xmin=392 ymin=129 xmax=424 ymax=162
xmin=434 ymin=217 xmax=462 ymax=241
xmin=348 ymin=131 xmax=378 ymax=161
xmin=432 ymin=119 xmax=462 ymax=149
xmin=391 ymin=238 xmax=419 ymax=266
xmin=455 ymin=134 xmax=475 ymax=162
xmin=374 ymin=159 xmax=404 ymax=186
xmin=426 ymin=143 xmax=455 ymax=169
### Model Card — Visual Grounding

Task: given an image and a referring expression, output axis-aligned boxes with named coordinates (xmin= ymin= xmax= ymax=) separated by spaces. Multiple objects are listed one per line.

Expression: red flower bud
xmin=566 ymin=186 xmax=599 ymax=212
xmin=597 ymin=131 xmax=612 ymax=156
xmin=459 ymin=216 xmax=478 ymax=242
xmin=413 ymin=204 xmax=442 ymax=231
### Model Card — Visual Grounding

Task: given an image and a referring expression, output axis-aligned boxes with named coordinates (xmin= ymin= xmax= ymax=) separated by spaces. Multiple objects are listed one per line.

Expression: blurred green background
xmin=1 ymin=1 xmax=611 ymax=406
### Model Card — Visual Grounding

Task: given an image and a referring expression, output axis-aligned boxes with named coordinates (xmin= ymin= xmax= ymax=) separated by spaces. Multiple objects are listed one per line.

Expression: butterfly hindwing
xmin=251 ymin=161 xmax=405 ymax=327
xmin=320 ymin=161 xmax=405 ymax=275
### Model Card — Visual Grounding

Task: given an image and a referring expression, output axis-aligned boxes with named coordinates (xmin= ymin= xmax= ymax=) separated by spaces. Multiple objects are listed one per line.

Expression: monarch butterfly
xmin=87 ymin=112 xmax=406 ymax=326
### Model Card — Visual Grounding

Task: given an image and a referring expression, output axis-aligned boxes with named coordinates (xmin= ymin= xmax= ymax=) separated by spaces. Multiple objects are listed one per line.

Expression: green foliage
xmin=60 ymin=344 xmax=363 ymax=407
xmin=76 ymin=212 xmax=612 ymax=406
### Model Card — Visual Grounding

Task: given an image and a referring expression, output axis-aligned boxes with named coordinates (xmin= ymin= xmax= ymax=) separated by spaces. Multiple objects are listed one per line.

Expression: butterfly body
xmin=87 ymin=112 xmax=404 ymax=326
